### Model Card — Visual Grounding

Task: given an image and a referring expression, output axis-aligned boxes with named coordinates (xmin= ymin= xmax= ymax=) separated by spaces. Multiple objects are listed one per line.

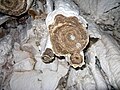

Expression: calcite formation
xmin=45 ymin=0 xmax=89 ymax=68
xmin=41 ymin=48 xmax=55 ymax=63
xmin=0 ymin=0 xmax=33 ymax=16
xmin=48 ymin=14 xmax=89 ymax=68
xmin=0 ymin=0 xmax=120 ymax=90
xmin=49 ymin=14 xmax=88 ymax=55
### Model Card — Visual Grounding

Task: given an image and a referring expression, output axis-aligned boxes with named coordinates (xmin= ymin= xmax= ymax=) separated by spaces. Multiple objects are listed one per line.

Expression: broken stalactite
xmin=0 ymin=0 xmax=33 ymax=16
xmin=47 ymin=14 xmax=89 ymax=68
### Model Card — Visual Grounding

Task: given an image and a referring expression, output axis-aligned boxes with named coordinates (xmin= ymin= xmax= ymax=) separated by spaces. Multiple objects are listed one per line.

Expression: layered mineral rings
xmin=48 ymin=14 xmax=89 ymax=68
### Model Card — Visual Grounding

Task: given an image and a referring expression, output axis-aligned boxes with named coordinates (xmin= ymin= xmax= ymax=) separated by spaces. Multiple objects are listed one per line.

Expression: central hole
xmin=69 ymin=34 xmax=75 ymax=40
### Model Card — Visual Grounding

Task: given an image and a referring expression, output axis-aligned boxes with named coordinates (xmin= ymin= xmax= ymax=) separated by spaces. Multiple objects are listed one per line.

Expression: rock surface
xmin=0 ymin=0 xmax=120 ymax=90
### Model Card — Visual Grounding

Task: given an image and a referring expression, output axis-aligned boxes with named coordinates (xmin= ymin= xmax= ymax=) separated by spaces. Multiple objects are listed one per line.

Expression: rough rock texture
xmin=73 ymin=0 xmax=120 ymax=45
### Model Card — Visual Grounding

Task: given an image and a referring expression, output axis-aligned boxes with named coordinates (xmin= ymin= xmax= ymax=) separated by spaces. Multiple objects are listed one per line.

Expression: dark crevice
xmin=104 ymin=4 xmax=120 ymax=13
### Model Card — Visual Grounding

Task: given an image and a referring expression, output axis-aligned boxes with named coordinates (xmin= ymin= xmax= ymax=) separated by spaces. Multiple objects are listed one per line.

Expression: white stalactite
xmin=45 ymin=0 xmax=88 ymax=68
